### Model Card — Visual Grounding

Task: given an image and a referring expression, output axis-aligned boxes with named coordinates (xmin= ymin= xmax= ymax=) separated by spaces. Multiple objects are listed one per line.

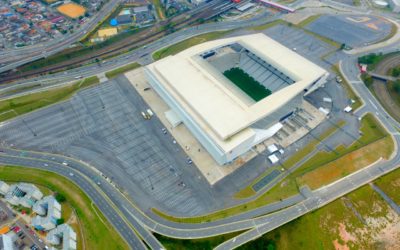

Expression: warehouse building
xmin=145 ymin=33 xmax=328 ymax=165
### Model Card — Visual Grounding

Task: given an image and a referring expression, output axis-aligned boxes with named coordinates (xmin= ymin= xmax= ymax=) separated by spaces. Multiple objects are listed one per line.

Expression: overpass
xmin=369 ymin=72 xmax=399 ymax=82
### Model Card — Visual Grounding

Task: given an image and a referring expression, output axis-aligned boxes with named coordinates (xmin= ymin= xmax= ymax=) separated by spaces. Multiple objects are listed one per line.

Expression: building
xmin=115 ymin=14 xmax=132 ymax=25
xmin=0 ymin=234 xmax=14 ymax=250
xmin=32 ymin=196 xmax=61 ymax=231
xmin=0 ymin=181 xmax=9 ymax=196
xmin=47 ymin=224 xmax=77 ymax=250
xmin=145 ymin=33 xmax=328 ymax=165
xmin=4 ymin=183 xmax=43 ymax=208
xmin=388 ymin=0 xmax=400 ymax=12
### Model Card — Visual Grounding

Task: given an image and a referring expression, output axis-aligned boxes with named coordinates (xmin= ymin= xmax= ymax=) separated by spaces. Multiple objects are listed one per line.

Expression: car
xmin=187 ymin=158 xmax=193 ymax=164
xmin=38 ymin=239 xmax=43 ymax=243
xmin=62 ymin=162 xmax=68 ymax=166
xmin=69 ymin=172 xmax=74 ymax=177
xmin=30 ymin=245 xmax=38 ymax=250
xmin=97 ymin=181 xmax=101 ymax=186
xmin=161 ymin=128 xmax=167 ymax=134
xmin=44 ymin=163 xmax=48 ymax=167
xmin=13 ymin=226 xmax=21 ymax=233
xmin=335 ymin=76 xmax=343 ymax=83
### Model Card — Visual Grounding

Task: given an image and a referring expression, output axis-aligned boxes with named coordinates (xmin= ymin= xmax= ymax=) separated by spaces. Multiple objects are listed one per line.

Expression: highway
xmin=1 ymin=1 xmax=400 ymax=250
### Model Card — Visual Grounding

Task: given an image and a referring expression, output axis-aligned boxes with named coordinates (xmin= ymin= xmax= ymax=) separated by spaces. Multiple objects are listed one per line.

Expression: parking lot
xmin=262 ymin=24 xmax=337 ymax=69
xmin=0 ymin=78 xmax=225 ymax=216
xmin=305 ymin=15 xmax=393 ymax=48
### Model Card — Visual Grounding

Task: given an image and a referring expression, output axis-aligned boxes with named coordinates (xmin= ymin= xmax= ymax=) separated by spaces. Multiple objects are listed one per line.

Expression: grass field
xmin=248 ymin=20 xmax=284 ymax=31
xmin=243 ymin=184 xmax=396 ymax=250
xmin=298 ymin=136 xmax=393 ymax=189
xmin=0 ymin=166 xmax=128 ymax=250
xmin=0 ymin=76 xmax=99 ymax=122
xmin=375 ymin=167 xmax=400 ymax=204
xmin=297 ymin=15 xmax=321 ymax=28
xmin=223 ymin=68 xmax=271 ymax=101
xmin=105 ymin=62 xmax=141 ymax=78
xmin=152 ymin=31 xmax=231 ymax=60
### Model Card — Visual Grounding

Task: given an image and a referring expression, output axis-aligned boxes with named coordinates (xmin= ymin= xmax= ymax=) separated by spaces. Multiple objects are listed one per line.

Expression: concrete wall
xmin=145 ymin=68 xmax=228 ymax=165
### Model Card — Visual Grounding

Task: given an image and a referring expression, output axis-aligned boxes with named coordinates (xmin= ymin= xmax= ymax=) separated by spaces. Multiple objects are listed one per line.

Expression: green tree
xmin=55 ymin=193 xmax=66 ymax=202
xmin=392 ymin=80 xmax=400 ymax=94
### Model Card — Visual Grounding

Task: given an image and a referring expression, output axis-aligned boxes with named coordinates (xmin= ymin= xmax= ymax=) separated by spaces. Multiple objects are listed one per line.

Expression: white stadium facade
xmin=145 ymin=33 xmax=329 ymax=165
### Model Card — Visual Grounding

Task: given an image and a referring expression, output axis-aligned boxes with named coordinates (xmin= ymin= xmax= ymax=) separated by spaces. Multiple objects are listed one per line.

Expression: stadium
xmin=145 ymin=33 xmax=329 ymax=165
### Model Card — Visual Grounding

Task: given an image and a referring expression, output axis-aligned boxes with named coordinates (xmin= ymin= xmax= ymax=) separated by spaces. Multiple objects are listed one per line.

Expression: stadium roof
xmin=147 ymin=33 xmax=327 ymax=150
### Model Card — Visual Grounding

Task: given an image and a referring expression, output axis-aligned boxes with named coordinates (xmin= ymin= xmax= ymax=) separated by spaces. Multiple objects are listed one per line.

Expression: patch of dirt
xmin=392 ymin=178 xmax=400 ymax=187
xmin=333 ymin=239 xmax=350 ymax=250
xmin=338 ymin=223 xmax=357 ymax=242
xmin=356 ymin=209 xmax=400 ymax=249
xmin=67 ymin=210 xmax=78 ymax=225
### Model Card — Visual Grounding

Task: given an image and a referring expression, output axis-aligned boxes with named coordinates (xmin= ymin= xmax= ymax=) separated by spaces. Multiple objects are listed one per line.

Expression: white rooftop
xmin=147 ymin=33 xmax=327 ymax=153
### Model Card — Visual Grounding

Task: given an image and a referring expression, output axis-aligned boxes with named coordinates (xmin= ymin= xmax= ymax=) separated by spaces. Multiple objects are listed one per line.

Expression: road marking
xmin=369 ymin=99 xmax=378 ymax=110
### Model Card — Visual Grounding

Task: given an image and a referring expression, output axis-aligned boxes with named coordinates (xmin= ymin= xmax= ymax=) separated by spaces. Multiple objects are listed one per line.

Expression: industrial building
xmin=3 ymin=183 xmax=43 ymax=208
xmin=145 ymin=33 xmax=328 ymax=165
xmin=32 ymin=196 xmax=62 ymax=231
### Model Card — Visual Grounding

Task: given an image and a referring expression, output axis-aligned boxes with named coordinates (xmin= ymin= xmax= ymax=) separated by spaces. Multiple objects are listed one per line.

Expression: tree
xmin=340 ymin=43 xmax=346 ymax=50
xmin=392 ymin=80 xmax=400 ymax=94
xmin=391 ymin=67 xmax=400 ymax=77
xmin=55 ymin=193 xmax=66 ymax=202
xmin=56 ymin=218 xmax=65 ymax=225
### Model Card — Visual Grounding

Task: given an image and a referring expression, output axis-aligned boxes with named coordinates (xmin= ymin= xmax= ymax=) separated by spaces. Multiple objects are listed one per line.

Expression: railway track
xmin=0 ymin=0 xmax=234 ymax=83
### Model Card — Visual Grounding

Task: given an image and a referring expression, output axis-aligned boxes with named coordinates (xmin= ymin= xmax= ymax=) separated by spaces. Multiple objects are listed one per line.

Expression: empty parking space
xmin=263 ymin=24 xmax=337 ymax=69
xmin=305 ymin=15 xmax=393 ymax=48
xmin=0 ymin=78 xmax=223 ymax=216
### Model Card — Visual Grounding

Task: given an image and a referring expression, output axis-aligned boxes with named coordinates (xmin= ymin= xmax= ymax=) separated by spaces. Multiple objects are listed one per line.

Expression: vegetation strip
xmin=152 ymin=31 xmax=232 ymax=60
xmin=105 ymin=62 xmax=141 ymax=78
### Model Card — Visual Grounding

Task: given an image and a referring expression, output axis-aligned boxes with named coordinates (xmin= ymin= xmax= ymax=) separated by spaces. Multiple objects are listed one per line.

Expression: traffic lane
xmin=0 ymin=152 xmax=165 ymax=250
xmin=0 ymin=155 xmax=146 ymax=250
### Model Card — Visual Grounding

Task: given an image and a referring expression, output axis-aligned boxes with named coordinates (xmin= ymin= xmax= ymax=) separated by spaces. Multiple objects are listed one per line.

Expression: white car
xmin=69 ymin=172 xmax=74 ymax=177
